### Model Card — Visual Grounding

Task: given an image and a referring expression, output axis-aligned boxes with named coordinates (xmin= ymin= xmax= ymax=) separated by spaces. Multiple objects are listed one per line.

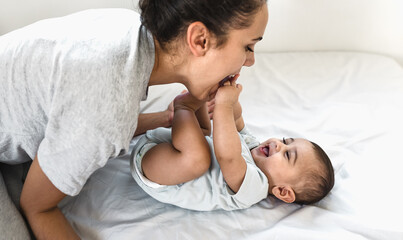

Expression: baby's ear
xmin=272 ymin=185 xmax=296 ymax=203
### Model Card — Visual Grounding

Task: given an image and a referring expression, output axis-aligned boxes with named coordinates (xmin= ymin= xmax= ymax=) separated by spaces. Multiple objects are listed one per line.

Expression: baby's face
xmin=251 ymin=138 xmax=317 ymax=188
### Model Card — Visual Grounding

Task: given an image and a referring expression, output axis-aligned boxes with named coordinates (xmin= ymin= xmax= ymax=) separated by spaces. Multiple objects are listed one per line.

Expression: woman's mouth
xmin=219 ymin=74 xmax=239 ymax=86
xmin=208 ymin=74 xmax=240 ymax=100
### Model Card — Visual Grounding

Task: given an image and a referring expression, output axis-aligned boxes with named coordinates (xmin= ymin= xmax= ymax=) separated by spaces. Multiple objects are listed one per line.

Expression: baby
xmin=131 ymin=81 xmax=334 ymax=211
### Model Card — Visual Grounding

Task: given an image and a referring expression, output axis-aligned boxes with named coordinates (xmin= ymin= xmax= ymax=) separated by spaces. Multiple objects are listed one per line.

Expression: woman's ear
xmin=186 ymin=22 xmax=209 ymax=57
xmin=272 ymin=185 xmax=296 ymax=203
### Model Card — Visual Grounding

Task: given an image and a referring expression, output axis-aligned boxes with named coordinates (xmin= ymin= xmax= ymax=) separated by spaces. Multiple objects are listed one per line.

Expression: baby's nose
xmin=275 ymin=140 xmax=285 ymax=152
xmin=274 ymin=143 xmax=281 ymax=152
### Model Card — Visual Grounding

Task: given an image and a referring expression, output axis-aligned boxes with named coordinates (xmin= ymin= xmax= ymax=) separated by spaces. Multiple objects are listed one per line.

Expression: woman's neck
xmin=148 ymin=40 xmax=187 ymax=86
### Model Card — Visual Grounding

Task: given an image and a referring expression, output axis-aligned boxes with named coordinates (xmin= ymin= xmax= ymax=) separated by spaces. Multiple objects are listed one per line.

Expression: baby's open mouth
xmin=261 ymin=146 xmax=270 ymax=157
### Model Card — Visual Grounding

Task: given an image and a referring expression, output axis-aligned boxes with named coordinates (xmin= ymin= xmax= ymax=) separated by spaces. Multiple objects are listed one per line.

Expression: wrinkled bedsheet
xmin=60 ymin=52 xmax=403 ymax=240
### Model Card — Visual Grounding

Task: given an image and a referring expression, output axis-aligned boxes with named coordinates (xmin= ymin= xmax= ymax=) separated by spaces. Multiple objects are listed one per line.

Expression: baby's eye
xmin=282 ymin=137 xmax=290 ymax=160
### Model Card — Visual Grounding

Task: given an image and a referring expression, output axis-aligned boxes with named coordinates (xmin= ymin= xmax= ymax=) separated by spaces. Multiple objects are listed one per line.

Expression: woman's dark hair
xmin=139 ymin=0 xmax=267 ymax=50
xmin=293 ymin=141 xmax=335 ymax=205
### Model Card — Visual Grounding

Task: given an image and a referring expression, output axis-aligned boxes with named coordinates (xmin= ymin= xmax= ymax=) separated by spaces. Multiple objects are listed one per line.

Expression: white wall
xmin=1 ymin=0 xmax=402 ymax=66
xmin=0 ymin=0 xmax=137 ymax=34
xmin=258 ymin=0 xmax=403 ymax=66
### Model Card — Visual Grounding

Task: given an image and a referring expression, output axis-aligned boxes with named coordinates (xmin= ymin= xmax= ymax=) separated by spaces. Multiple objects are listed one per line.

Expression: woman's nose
xmin=243 ymin=53 xmax=255 ymax=67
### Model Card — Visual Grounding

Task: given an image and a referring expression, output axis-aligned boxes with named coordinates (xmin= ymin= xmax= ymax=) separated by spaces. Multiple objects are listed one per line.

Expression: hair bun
xmin=138 ymin=0 xmax=266 ymax=50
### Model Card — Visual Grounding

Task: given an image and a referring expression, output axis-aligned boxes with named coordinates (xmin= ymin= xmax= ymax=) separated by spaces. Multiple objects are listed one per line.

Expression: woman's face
xmin=187 ymin=4 xmax=269 ymax=100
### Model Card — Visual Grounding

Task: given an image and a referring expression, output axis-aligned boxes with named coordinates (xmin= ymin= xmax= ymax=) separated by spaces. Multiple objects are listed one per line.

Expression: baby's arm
xmin=233 ymin=101 xmax=245 ymax=132
xmin=208 ymin=99 xmax=245 ymax=132
xmin=213 ymin=82 xmax=247 ymax=193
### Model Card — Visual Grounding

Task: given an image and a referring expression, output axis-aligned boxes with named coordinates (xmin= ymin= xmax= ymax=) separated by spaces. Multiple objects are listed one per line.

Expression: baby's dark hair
xmin=293 ymin=141 xmax=335 ymax=205
xmin=139 ymin=0 xmax=267 ymax=50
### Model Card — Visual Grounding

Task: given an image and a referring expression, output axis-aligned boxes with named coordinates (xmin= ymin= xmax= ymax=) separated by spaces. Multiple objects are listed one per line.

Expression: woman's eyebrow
xmin=252 ymin=37 xmax=263 ymax=41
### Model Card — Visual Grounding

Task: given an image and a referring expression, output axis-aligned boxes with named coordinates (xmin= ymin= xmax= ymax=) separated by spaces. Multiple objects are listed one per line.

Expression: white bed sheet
xmin=59 ymin=52 xmax=403 ymax=240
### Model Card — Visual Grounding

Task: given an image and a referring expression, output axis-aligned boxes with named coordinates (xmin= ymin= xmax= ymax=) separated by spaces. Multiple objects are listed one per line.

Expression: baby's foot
xmin=174 ymin=92 xmax=204 ymax=112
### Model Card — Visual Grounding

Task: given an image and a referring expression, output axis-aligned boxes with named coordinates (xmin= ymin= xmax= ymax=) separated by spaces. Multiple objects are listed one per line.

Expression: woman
xmin=0 ymin=0 xmax=268 ymax=239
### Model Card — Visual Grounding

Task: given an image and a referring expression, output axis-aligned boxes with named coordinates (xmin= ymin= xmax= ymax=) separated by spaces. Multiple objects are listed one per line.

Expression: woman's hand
xmin=165 ymin=97 xmax=175 ymax=126
xmin=133 ymin=90 xmax=185 ymax=137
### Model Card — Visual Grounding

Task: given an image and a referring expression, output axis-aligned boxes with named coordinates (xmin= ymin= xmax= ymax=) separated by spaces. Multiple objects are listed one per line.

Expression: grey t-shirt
xmin=0 ymin=9 xmax=154 ymax=196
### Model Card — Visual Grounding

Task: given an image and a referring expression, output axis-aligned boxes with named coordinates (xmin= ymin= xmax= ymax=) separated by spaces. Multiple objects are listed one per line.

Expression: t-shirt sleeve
xmin=35 ymin=10 xmax=148 ymax=196
xmin=37 ymin=55 xmax=140 ymax=195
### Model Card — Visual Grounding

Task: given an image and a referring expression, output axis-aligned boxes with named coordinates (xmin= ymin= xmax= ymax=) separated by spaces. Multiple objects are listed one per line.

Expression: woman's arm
xmin=133 ymin=95 xmax=177 ymax=137
xmin=20 ymin=156 xmax=80 ymax=240
xmin=134 ymin=110 xmax=173 ymax=136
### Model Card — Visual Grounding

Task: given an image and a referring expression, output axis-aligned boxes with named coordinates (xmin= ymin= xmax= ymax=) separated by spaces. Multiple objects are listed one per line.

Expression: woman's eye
xmin=246 ymin=46 xmax=254 ymax=52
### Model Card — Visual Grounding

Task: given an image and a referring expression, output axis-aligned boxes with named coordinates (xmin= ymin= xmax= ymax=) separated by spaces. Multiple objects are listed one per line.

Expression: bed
xmin=58 ymin=51 xmax=403 ymax=239
xmin=2 ymin=0 xmax=403 ymax=239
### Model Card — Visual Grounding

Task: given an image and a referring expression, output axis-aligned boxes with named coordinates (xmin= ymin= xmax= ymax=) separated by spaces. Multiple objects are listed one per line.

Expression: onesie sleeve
xmin=225 ymin=130 xmax=268 ymax=209
xmin=229 ymin=162 xmax=269 ymax=208
xmin=239 ymin=126 xmax=260 ymax=150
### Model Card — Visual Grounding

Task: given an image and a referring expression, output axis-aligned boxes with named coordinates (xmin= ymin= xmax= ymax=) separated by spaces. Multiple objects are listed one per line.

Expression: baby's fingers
xmin=207 ymin=98 xmax=215 ymax=107
xmin=234 ymin=83 xmax=243 ymax=96
xmin=207 ymin=102 xmax=215 ymax=113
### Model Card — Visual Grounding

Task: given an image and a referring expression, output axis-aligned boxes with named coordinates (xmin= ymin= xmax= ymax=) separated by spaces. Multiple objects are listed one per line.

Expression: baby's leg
xmin=141 ymin=93 xmax=211 ymax=185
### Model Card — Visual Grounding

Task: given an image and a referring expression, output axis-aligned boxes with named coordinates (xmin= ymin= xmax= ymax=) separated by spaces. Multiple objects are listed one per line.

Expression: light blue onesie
xmin=131 ymin=127 xmax=269 ymax=211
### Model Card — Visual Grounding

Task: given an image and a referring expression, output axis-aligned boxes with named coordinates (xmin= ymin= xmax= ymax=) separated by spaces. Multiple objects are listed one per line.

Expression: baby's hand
xmin=215 ymin=81 xmax=243 ymax=107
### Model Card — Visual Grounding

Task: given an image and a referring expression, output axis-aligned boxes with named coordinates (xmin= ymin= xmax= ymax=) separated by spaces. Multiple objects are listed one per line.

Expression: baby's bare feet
xmin=174 ymin=92 xmax=204 ymax=112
